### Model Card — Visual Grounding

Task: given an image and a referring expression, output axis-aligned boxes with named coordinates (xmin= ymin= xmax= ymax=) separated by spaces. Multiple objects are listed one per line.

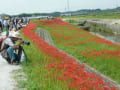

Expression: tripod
xmin=17 ymin=45 xmax=29 ymax=64
xmin=6 ymin=45 xmax=29 ymax=64
xmin=2 ymin=45 xmax=29 ymax=64
xmin=21 ymin=47 xmax=29 ymax=64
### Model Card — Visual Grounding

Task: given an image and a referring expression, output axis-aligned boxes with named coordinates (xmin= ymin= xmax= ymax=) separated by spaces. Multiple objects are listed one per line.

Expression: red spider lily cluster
xmin=40 ymin=21 xmax=120 ymax=61
xmin=22 ymin=22 xmax=117 ymax=90
xmin=82 ymin=49 xmax=120 ymax=59
xmin=39 ymin=18 xmax=70 ymax=25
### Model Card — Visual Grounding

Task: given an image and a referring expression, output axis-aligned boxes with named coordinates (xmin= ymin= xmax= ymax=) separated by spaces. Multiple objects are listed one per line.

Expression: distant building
xmin=29 ymin=16 xmax=51 ymax=19
xmin=60 ymin=13 xmax=71 ymax=17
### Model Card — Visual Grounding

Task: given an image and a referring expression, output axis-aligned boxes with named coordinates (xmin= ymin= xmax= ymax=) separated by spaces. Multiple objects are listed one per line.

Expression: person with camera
xmin=0 ymin=33 xmax=24 ymax=64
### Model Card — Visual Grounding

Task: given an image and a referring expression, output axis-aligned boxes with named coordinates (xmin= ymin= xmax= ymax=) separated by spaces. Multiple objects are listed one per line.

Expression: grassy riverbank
xmin=61 ymin=13 xmax=120 ymax=19
xmin=34 ymin=19 xmax=120 ymax=84
xmin=19 ymin=34 xmax=69 ymax=90
xmin=18 ymin=22 xmax=117 ymax=89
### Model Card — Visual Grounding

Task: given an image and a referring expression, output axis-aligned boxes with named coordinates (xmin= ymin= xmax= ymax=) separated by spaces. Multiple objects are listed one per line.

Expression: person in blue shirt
xmin=3 ymin=17 xmax=10 ymax=37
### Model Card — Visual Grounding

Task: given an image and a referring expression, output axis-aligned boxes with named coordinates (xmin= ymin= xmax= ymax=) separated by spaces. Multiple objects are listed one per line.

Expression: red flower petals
xmin=22 ymin=21 xmax=118 ymax=90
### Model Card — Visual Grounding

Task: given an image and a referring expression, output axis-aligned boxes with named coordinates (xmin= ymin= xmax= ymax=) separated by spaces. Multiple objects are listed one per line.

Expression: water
xmin=71 ymin=23 xmax=120 ymax=44
xmin=90 ymin=32 xmax=120 ymax=44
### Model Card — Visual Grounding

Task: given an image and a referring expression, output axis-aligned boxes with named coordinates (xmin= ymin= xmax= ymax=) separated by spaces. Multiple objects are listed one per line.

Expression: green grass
xmin=61 ymin=13 xmax=120 ymax=19
xmin=18 ymin=33 xmax=69 ymax=90
xmin=37 ymin=23 xmax=120 ymax=84
xmin=18 ymin=19 xmax=120 ymax=89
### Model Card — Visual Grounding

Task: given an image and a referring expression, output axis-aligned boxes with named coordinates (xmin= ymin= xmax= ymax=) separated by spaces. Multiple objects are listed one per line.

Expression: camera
xmin=23 ymin=41 xmax=30 ymax=45
xmin=19 ymin=38 xmax=30 ymax=45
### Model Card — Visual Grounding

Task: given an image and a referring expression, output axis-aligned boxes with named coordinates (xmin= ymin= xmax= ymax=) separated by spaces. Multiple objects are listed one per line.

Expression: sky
xmin=0 ymin=0 xmax=120 ymax=15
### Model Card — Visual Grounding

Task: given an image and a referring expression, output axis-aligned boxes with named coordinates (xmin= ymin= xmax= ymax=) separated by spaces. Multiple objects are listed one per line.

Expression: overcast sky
xmin=0 ymin=0 xmax=120 ymax=15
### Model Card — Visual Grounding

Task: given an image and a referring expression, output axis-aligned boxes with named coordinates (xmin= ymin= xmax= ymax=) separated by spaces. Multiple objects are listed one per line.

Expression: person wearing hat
xmin=0 ymin=33 xmax=24 ymax=64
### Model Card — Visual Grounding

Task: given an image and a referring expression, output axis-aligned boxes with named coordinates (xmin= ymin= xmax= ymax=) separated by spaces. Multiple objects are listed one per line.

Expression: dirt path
xmin=0 ymin=31 xmax=21 ymax=90
xmin=35 ymin=28 xmax=120 ymax=89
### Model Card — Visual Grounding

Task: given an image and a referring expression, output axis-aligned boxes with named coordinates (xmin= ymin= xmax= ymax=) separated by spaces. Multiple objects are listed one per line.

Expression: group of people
xmin=0 ymin=17 xmax=30 ymax=37
xmin=0 ymin=17 xmax=30 ymax=65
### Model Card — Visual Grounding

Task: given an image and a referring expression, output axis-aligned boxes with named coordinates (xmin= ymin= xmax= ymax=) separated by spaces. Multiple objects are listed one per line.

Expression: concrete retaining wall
xmin=66 ymin=19 xmax=120 ymax=34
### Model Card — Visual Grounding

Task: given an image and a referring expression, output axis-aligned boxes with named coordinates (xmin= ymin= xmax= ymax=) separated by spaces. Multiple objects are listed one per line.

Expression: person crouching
xmin=0 ymin=34 xmax=24 ymax=64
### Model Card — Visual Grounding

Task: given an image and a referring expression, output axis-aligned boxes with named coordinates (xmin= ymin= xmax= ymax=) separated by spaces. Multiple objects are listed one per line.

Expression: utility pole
xmin=67 ymin=0 xmax=71 ymax=16
xmin=67 ymin=0 xmax=70 ymax=12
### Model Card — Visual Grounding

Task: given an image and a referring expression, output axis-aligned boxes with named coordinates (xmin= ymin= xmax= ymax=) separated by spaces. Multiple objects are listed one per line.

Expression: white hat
xmin=9 ymin=33 xmax=20 ymax=38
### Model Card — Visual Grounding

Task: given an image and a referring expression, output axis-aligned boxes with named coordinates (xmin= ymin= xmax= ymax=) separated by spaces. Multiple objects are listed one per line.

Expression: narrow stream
xmin=78 ymin=25 xmax=120 ymax=44
xmin=70 ymin=23 xmax=120 ymax=44
xmin=90 ymin=32 xmax=120 ymax=44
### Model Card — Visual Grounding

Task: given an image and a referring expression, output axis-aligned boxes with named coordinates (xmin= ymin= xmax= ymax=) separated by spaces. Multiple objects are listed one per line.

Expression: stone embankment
xmin=35 ymin=28 xmax=55 ymax=46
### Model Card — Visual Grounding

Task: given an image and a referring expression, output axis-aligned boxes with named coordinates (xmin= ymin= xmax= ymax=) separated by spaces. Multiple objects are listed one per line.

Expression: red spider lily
xmin=40 ymin=18 xmax=70 ymax=26
xmin=82 ymin=52 xmax=86 ymax=56
xmin=22 ymin=22 xmax=118 ymax=89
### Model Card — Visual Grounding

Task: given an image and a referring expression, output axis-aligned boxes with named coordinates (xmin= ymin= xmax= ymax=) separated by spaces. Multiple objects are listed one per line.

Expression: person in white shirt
xmin=0 ymin=34 xmax=24 ymax=64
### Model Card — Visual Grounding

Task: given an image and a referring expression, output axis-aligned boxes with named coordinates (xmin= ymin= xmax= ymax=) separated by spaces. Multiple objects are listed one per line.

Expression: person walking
xmin=9 ymin=20 xmax=13 ymax=31
xmin=3 ymin=17 xmax=10 ymax=37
